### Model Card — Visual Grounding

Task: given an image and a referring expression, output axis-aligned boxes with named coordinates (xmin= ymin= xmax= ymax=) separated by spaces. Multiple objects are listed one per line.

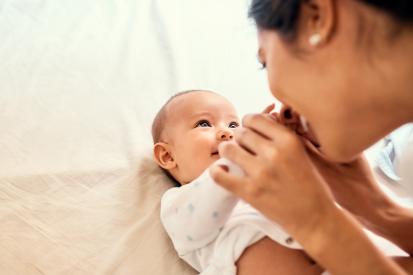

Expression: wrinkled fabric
xmin=0 ymin=0 xmax=268 ymax=274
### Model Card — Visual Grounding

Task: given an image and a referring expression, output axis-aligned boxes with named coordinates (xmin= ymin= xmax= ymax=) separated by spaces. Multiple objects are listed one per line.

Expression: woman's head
xmin=250 ymin=0 xmax=413 ymax=161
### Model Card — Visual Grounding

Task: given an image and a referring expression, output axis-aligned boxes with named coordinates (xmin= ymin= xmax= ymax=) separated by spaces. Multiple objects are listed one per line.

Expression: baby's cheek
xmin=196 ymin=156 xmax=212 ymax=171
xmin=181 ymin=158 xmax=206 ymax=182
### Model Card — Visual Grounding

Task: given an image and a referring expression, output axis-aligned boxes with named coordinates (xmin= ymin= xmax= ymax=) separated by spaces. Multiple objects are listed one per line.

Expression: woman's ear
xmin=153 ymin=142 xmax=176 ymax=170
xmin=301 ymin=0 xmax=335 ymax=47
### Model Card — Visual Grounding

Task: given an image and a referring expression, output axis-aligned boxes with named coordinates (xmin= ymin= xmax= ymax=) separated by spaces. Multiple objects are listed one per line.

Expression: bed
xmin=0 ymin=0 xmax=410 ymax=274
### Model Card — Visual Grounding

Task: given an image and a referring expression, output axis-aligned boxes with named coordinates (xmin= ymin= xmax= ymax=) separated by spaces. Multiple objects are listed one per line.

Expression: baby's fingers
xmin=262 ymin=103 xmax=275 ymax=114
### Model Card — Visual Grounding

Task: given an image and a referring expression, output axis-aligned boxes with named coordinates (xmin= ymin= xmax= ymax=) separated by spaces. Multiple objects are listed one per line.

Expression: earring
xmin=309 ymin=33 xmax=321 ymax=46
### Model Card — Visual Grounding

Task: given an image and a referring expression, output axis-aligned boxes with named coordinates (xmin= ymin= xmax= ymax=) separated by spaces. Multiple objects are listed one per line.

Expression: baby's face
xmin=165 ymin=92 xmax=239 ymax=184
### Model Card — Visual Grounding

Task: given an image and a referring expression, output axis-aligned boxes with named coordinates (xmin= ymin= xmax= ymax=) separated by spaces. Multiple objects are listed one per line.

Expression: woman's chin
xmin=307 ymin=124 xmax=361 ymax=163
xmin=318 ymin=144 xmax=360 ymax=163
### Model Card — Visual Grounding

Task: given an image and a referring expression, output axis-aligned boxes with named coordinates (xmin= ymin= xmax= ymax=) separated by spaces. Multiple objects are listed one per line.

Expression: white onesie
xmin=160 ymin=160 xmax=305 ymax=275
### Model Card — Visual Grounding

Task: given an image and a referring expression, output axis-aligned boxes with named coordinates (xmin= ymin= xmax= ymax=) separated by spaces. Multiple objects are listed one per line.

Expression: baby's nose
xmin=217 ymin=130 xmax=233 ymax=141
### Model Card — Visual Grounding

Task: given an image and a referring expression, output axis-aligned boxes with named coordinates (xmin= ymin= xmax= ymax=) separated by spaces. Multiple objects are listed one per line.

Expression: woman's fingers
xmin=234 ymin=127 xmax=276 ymax=158
xmin=242 ymin=113 xmax=297 ymax=143
xmin=211 ymin=112 xmax=339 ymax=240
xmin=218 ymin=141 xmax=256 ymax=173
xmin=239 ymin=113 xmax=308 ymax=165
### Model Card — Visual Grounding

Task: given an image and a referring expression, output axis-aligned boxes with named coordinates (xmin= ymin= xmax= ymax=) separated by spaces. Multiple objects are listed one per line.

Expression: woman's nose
xmin=217 ymin=129 xmax=234 ymax=141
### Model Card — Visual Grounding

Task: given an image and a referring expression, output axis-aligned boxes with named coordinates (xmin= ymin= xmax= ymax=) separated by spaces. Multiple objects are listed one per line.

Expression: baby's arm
xmin=160 ymin=169 xmax=239 ymax=255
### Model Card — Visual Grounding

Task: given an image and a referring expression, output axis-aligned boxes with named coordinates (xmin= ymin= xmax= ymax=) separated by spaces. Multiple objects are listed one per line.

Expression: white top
xmin=160 ymin=160 xmax=301 ymax=274
xmin=400 ymin=143 xmax=413 ymax=197
xmin=374 ymin=123 xmax=413 ymax=200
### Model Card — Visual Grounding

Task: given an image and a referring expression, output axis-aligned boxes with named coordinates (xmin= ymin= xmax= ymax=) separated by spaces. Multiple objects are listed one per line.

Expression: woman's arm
xmin=298 ymin=202 xmax=407 ymax=275
xmin=360 ymin=200 xmax=413 ymax=255
xmin=213 ymin=162 xmax=407 ymax=274
xmin=308 ymin=152 xmax=413 ymax=255
xmin=210 ymin=113 xmax=409 ymax=275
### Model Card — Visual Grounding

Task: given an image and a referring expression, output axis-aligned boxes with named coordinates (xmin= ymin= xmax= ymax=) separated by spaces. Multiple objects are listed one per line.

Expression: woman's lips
xmin=300 ymin=126 xmax=320 ymax=148
xmin=296 ymin=119 xmax=320 ymax=148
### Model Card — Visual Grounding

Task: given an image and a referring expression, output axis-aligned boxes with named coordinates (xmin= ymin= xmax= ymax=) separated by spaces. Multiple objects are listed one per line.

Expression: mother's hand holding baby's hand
xmin=210 ymin=112 xmax=336 ymax=240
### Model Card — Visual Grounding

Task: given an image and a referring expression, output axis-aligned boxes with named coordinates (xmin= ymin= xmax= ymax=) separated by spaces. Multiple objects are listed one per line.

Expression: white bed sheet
xmin=0 ymin=0 xmax=271 ymax=274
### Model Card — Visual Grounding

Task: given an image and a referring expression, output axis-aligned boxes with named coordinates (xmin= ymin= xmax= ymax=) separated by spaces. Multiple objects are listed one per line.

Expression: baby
xmin=152 ymin=90 xmax=324 ymax=275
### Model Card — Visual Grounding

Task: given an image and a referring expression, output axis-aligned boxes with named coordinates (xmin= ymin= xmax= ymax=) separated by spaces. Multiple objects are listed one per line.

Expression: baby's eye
xmin=195 ymin=120 xmax=211 ymax=128
xmin=229 ymin=121 xmax=239 ymax=128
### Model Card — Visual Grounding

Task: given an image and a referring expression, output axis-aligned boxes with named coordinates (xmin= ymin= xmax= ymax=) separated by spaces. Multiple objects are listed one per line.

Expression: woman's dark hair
xmin=249 ymin=0 xmax=413 ymax=38
xmin=249 ymin=0 xmax=301 ymax=39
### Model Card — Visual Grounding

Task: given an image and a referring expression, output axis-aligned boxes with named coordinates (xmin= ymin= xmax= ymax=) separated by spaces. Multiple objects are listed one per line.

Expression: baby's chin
xmin=181 ymin=156 xmax=220 ymax=185
xmin=205 ymin=154 xmax=221 ymax=170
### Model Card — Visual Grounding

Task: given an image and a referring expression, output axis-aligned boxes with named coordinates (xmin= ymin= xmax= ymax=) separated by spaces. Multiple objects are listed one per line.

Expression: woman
xmin=211 ymin=0 xmax=413 ymax=274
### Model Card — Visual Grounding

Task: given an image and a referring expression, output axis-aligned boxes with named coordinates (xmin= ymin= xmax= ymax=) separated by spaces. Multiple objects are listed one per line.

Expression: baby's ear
xmin=153 ymin=142 xmax=176 ymax=170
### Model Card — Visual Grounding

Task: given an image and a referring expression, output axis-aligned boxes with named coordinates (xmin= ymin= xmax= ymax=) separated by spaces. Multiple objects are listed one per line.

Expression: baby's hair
xmin=151 ymin=89 xmax=217 ymax=144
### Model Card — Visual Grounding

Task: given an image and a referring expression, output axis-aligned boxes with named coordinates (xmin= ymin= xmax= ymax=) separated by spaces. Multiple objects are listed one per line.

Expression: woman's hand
xmin=210 ymin=111 xmax=412 ymax=273
xmin=210 ymin=112 xmax=336 ymax=238
xmin=307 ymin=149 xmax=387 ymax=223
xmin=261 ymin=103 xmax=397 ymax=230
xmin=308 ymin=147 xmax=413 ymax=255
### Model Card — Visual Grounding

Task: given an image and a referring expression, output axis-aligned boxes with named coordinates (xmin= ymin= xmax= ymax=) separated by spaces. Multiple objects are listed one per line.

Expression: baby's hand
xmin=261 ymin=103 xmax=279 ymax=122
xmin=261 ymin=103 xmax=303 ymax=131
xmin=214 ymin=157 xmax=245 ymax=177
xmin=261 ymin=103 xmax=320 ymax=151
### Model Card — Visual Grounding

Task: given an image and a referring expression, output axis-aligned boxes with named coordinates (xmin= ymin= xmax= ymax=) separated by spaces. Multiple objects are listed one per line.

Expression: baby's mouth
xmin=211 ymin=151 xmax=219 ymax=157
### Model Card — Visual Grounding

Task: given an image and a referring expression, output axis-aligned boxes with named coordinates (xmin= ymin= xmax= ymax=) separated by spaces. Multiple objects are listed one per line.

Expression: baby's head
xmin=152 ymin=90 xmax=240 ymax=185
